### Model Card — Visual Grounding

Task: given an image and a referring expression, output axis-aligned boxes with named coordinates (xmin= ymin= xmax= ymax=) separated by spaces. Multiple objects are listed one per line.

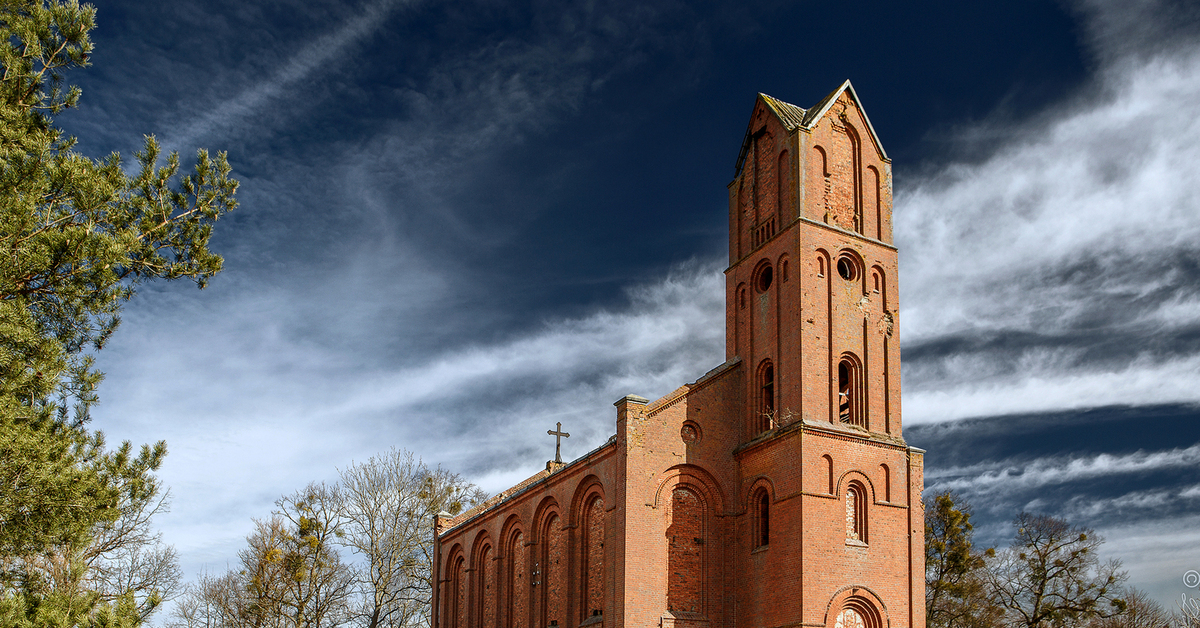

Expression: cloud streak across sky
xmin=58 ymin=0 xmax=1200 ymax=611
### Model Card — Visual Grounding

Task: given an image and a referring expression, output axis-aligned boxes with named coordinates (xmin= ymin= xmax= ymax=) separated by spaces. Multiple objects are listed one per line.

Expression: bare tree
xmin=170 ymin=451 xmax=484 ymax=628
xmin=171 ymin=506 xmax=353 ymax=628
xmin=336 ymin=449 xmax=486 ymax=628
xmin=1085 ymin=588 xmax=1169 ymax=628
xmin=1176 ymin=591 xmax=1200 ymax=628
xmin=275 ymin=484 xmax=355 ymax=628
xmin=985 ymin=513 xmax=1127 ymax=628
xmin=85 ymin=488 xmax=183 ymax=621
xmin=170 ymin=571 xmax=243 ymax=628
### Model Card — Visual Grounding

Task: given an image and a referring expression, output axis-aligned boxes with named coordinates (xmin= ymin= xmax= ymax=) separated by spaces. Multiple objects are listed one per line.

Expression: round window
xmin=837 ymin=257 xmax=857 ymax=281
xmin=757 ymin=266 xmax=773 ymax=292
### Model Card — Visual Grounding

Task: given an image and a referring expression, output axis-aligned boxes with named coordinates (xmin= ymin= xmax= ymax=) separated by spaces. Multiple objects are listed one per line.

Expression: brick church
xmin=431 ymin=81 xmax=925 ymax=628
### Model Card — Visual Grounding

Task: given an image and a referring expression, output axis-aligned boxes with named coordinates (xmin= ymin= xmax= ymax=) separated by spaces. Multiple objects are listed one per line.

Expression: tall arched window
xmin=838 ymin=354 xmax=864 ymax=428
xmin=777 ymin=150 xmax=790 ymax=218
xmin=582 ymin=495 xmax=605 ymax=620
xmin=846 ymin=481 xmax=867 ymax=543
xmin=505 ymin=529 xmax=528 ymax=628
xmin=752 ymin=488 xmax=770 ymax=549
xmin=759 ymin=360 xmax=775 ymax=432
xmin=879 ymin=464 xmax=891 ymax=503
xmin=477 ymin=543 xmax=496 ymax=627
xmin=540 ymin=514 xmax=565 ymax=628
xmin=448 ymin=553 xmax=466 ymax=628
xmin=667 ymin=487 xmax=704 ymax=615
xmin=824 ymin=455 xmax=835 ymax=494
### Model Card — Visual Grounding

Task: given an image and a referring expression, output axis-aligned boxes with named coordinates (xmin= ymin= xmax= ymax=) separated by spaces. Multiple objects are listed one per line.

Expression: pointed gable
xmin=734 ymin=81 xmax=889 ymax=176
xmin=802 ymin=80 xmax=888 ymax=162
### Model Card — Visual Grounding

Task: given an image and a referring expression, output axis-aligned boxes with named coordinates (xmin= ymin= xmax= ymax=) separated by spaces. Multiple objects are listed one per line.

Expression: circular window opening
xmin=757 ymin=266 xmax=773 ymax=292
xmin=837 ymin=257 xmax=857 ymax=281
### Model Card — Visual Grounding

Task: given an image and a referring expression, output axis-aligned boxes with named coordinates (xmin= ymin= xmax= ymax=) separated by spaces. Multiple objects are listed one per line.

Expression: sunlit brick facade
xmin=431 ymin=81 xmax=925 ymax=628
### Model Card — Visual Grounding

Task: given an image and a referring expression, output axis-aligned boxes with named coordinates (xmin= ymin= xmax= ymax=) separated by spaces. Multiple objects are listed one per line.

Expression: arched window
xmin=476 ymin=543 xmax=495 ymax=627
xmin=759 ymin=361 xmax=775 ymax=431
xmin=582 ymin=495 xmax=605 ymax=620
xmin=540 ymin=514 xmax=565 ymax=628
xmin=838 ymin=354 xmax=864 ymax=428
xmin=777 ymin=150 xmax=790 ymax=218
xmin=667 ymin=487 xmax=705 ymax=615
xmin=823 ymin=455 xmax=835 ymax=494
xmin=505 ymin=529 xmax=528 ymax=628
xmin=752 ymin=488 xmax=770 ymax=549
xmin=838 ymin=361 xmax=851 ymax=422
xmin=879 ymin=464 xmax=891 ymax=503
xmin=448 ymin=553 xmax=466 ymax=628
xmin=846 ymin=481 xmax=867 ymax=543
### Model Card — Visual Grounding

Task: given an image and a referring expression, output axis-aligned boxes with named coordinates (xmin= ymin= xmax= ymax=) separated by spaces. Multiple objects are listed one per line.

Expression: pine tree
xmin=0 ymin=0 xmax=237 ymax=624
xmin=925 ymin=491 xmax=1002 ymax=628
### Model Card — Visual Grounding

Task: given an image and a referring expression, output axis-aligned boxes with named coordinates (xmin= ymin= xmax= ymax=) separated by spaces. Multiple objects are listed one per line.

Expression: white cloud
xmin=94 ymin=261 xmax=726 ymax=585
xmin=927 ymin=444 xmax=1200 ymax=495
xmin=897 ymin=40 xmax=1200 ymax=420
xmin=1094 ymin=515 xmax=1200 ymax=609
xmin=906 ymin=354 xmax=1200 ymax=424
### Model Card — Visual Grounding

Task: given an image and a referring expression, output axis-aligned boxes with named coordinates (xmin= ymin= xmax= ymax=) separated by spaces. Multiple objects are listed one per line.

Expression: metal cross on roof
xmin=547 ymin=422 xmax=570 ymax=464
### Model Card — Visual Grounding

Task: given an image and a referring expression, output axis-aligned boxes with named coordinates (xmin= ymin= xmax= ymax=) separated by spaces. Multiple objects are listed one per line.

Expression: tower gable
xmin=800 ymin=82 xmax=893 ymax=242
xmin=725 ymin=84 xmax=900 ymax=442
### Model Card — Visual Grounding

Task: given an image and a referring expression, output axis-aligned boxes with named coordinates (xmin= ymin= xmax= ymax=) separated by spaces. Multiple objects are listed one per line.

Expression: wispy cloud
xmin=95 ymin=261 xmax=725 ymax=579
xmin=898 ymin=30 xmax=1200 ymax=421
xmin=163 ymin=0 xmax=415 ymax=150
xmin=928 ymin=445 xmax=1200 ymax=495
xmin=1098 ymin=515 xmax=1200 ymax=609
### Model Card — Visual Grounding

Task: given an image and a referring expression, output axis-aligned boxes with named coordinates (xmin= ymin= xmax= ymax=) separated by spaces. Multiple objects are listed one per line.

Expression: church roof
xmin=733 ymin=80 xmax=889 ymax=177
xmin=760 ymin=93 xmax=808 ymax=129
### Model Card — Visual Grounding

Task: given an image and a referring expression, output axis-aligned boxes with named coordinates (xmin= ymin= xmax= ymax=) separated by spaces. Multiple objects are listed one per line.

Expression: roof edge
xmin=801 ymin=79 xmax=889 ymax=162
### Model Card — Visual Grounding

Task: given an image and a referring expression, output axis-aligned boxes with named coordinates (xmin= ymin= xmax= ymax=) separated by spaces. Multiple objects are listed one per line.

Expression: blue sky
xmin=59 ymin=0 xmax=1200 ymax=613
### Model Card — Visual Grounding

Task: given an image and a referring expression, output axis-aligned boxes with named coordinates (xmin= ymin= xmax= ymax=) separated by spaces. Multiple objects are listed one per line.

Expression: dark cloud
xmin=909 ymin=403 xmax=1200 ymax=467
xmin=912 ymin=405 xmax=1200 ymax=575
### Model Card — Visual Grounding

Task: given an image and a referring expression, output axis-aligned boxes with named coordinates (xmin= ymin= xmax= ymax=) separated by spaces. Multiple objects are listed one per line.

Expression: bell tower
xmin=725 ymin=82 xmax=921 ymax=628
xmin=725 ymin=80 xmax=899 ymax=441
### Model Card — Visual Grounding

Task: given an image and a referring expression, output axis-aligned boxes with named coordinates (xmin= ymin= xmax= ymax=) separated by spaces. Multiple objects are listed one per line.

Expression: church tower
xmin=727 ymin=81 xmax=898 ymax=438
xmin=725 ymin=81 xmax=923 ymax=628
xmin=428 ymin=82 xmax=924 ymax=628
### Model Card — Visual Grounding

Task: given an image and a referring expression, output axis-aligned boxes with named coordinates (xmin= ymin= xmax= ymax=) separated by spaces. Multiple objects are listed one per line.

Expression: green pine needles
xmin=0 ymin=1 xmax=237 ymax=625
